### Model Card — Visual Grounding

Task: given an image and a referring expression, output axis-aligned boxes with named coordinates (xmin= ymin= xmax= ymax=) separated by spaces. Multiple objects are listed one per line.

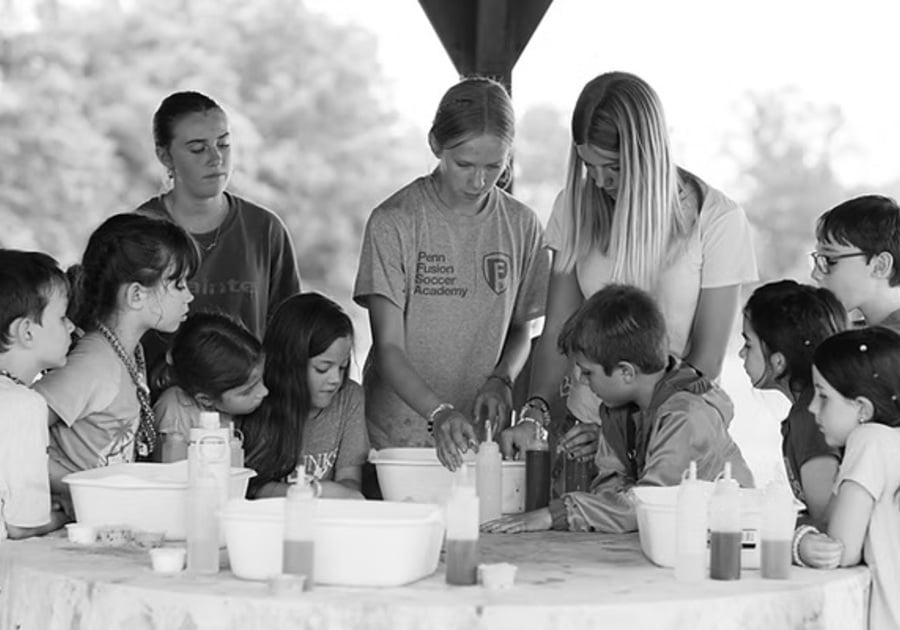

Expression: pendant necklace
xmin=95 ymin=322 xmax=158 ymax=457
xmin=162 ymin=193 xmax=226 ymax=253
xmin=0 ymin=369 xmax=26 ymax=386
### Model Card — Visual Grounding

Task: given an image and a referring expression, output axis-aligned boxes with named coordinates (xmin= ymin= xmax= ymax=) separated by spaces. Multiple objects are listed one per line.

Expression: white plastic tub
xmin=220 ymin=498 xmax=445 ymax=586
xmin=370 ymin=447 xmax=525 ymax=513
xmin=62 ymin=461 xmax=256 ymax=540
xmin=632 ymin=484 xmax=768 ymax=569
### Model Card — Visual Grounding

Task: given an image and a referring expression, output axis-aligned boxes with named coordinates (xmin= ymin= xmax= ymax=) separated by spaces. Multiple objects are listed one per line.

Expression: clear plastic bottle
xmin=188 ymin=412 xmax=230 ymax=507
xmin=525 ymin=428 xmax=550 ymax=511
xmin=675 ymin=460 xmax=708 ymax=582
xmin=709 ymin=461 xmax=742 ymax=580
xmin=186 ymin=451 xmax=220 ymax=573
xmin=283 ymin=467 xmax=317 ymax=590
xmin=760 ymin=475 xmax=795 ymax=579
xmin=476 ymin=420 xmax=502 ymax=523
xmin=445 ymin=463 xmax=479 ymax=585
xmin=228 ymin=420 xmax=245 ymax=468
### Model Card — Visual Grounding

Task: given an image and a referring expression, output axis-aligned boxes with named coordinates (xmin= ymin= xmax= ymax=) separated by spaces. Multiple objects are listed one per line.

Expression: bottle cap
xmin=198 ymin=411 xmax=220 ymax=430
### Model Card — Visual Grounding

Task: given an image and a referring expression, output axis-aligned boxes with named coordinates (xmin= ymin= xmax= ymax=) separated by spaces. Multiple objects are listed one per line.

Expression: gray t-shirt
xmin=353 ymin=174 xmax=549 ymax=449
xmin=301 ymin=380 xmax=369 ymax=481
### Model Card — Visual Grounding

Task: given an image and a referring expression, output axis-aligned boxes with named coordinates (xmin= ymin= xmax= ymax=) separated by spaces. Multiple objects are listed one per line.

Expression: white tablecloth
xmin=0 ymin=532 xmax=870 ymax=630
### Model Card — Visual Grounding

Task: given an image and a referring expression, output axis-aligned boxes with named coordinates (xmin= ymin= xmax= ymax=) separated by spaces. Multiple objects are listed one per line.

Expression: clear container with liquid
xmin=283 ymin=468 xmax=317 ymax=590
xmin=760 ymin=476 xmax=795 ymax=579
xmin=445 ymin=463 xmax=479 ymax=585
xmin=186 ymin=453 xmax=221 ymax=573
xmin=709 ymin=461 xmax=742 ymax=580
xmin=675 ymin=460 xmax=708 ymax=582
xmin=525 ymin=430 xmax=550 ymax=511
xmin=476 ymin=421 xmax=502 ymax=524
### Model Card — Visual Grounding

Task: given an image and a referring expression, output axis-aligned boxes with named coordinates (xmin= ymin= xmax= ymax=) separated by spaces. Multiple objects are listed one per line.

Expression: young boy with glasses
xmin=811 ymin=195 xmax=900 ymax=332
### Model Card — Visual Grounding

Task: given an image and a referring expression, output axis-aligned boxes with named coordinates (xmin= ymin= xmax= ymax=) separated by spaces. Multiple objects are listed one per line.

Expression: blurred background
xmin=3 ymin=0 xmax=899 ymax=484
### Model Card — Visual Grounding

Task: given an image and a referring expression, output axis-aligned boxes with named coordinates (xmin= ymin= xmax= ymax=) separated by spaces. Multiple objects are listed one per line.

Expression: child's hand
xmin=799 ymin=531 xmax=843 ymax=569
xmin=480 ymin=508 xmax=551 ymax=534
xmin=499 ymin=421 xmax=539 ymax=460
xmin=557 ymin=422 xmax=599 ymax=462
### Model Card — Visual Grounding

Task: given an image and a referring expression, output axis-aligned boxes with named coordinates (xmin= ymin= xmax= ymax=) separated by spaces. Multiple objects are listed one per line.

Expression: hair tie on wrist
xmin=488 ymin=374 xmax=513 ymax=390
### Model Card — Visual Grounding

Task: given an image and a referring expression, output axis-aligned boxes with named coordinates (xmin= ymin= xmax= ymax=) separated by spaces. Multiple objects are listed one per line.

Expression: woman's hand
xmin=557 ymin=422 xmax=599 ymax=463
xmin=799 ymin=531 xmax=843 ymax=569
xmin=473 ymin=376 xmax=513 ymax=437
xmin=480 ymin=508 xmax=552 ymax=533
xmin=433 ymin=409 xmax=478 ymax=471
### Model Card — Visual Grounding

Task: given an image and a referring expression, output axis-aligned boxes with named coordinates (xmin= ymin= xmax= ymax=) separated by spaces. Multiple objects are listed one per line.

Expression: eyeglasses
xmin=809 ymin=251 xmax=869 ymax=275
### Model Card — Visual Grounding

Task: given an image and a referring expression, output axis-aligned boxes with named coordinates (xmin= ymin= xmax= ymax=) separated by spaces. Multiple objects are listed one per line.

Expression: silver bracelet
xmin=792 ymin=524 xmax=820 ymax=567
xmin=426 ymin=402 xmax=454 ymax=434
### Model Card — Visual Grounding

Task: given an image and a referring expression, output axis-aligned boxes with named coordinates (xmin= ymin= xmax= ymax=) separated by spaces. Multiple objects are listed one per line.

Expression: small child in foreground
xmin=483 ymin=284 xmax=753 ymax=534
xmin=0 ymin=250 xmax=74 ymax=539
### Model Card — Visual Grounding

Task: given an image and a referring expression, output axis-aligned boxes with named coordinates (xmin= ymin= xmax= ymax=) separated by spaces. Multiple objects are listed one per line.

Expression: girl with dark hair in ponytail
xmin=36 ymin=213 xmax=198 ymax=488
xmin=740 ymin=279 xmax=848 ymax=525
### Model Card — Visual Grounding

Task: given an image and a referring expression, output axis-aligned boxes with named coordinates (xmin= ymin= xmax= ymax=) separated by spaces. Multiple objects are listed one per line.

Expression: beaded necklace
xmin=95 ymin=322 xmax=157 ymax=457
xmin=0 ymin=369 xmax=26 ymax=387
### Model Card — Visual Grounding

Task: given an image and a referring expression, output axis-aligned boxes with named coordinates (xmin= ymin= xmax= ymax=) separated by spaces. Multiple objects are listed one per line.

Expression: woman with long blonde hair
xmin=502 ymin=72 xmax=757 ymax=461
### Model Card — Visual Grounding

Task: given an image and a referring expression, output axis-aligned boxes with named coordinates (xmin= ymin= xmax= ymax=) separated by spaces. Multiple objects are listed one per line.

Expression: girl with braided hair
xmin=36 ymin=213 xmax=198 ymax=489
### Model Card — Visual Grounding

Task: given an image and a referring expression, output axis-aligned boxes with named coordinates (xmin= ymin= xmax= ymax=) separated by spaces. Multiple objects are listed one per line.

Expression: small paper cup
xmin=65 ymin=523 xmax=97 ymax=545
xmin=478 ymin=563 xmax=517 ymax=590
xmin=149 ymin=547 xmax=186 ymax=574
xmin=268 ymin=574 xmax=308 ymax=596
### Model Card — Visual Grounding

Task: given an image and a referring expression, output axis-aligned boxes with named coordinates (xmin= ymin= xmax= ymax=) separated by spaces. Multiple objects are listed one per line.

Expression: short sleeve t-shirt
xmin=154 ymin=386 xmax=204 ymax=442
xmin=0 ymin=378 xmax=51 ymax=540
xmin=545 ymin=171 xmax=758 ymax=422
xmin=353 ymin=174 xmax=549 ymax=448
xmin=300 ymin=380 xmax=369 ymax=481
xmin=136 ymin=193 xmax=301 ymax=389
xmin=781 ymin=388 xmax=839 ymax=507
xmin=35 ymin=332 xmax=141 ymax=477
xmin=834 ymin=423 xmax=900 ymax=630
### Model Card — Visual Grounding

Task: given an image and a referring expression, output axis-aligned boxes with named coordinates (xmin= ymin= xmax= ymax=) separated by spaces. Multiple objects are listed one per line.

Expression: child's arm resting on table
xmin=7 ymin=508 xmax=70 ymax=540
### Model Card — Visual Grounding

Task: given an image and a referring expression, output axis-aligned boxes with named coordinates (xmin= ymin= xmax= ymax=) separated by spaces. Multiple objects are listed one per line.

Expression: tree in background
xmin=513 ymin=102 xmax=569 ymax=223
xmin=726 ymin=88 xmax=852 ymax=281
xmin=0 ymin=0 xmax=427 ymax=301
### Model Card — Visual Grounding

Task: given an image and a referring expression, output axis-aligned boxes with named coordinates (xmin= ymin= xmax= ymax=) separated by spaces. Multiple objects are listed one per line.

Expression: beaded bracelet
xmin=792 ymin=524 xmax=820 ymax=567
xmin=426 ymin=402 xmax=455 ymax=434
xmin=519 ymin=396 xmax=551 ymax=428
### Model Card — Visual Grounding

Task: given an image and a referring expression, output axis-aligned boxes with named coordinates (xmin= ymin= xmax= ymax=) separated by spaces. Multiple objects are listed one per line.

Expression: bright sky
xmin=309 ymin=0 xmax=900 ymax=191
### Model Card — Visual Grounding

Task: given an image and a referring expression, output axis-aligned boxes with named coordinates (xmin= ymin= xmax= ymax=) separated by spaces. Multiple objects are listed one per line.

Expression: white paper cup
xmin=149 ymin=547 xmax=186 ymax=574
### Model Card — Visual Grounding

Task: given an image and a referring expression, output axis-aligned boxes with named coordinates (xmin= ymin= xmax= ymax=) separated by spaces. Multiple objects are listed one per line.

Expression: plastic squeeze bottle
xmin=709 ymin=461 xmax=742 ymax=580
xmin=228 ymin=420 xmax=245 ymax=468
xmin=760 ymin=475 xmax=795 ymax=579
xmin=445 ymin=463 xmax=479 ymax=585
xmin=476 ymin=420 xmax=502 ymax=523
xmin=283 ymin=467 xmax=317 ymax=590
xmin=525 ymin=428 xmax=550 ymax=511
xmin=675 ymin=460 xmax=708 ymax=582
xmin=186 ymin=444 xmax=221 ymax=573
xmin=189 ymin=412 xmax=231 ymax=504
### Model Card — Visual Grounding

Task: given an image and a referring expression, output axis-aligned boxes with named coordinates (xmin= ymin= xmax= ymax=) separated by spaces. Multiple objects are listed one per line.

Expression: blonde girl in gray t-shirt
xmin=354 ymin=77 xmax=549 ymax=472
